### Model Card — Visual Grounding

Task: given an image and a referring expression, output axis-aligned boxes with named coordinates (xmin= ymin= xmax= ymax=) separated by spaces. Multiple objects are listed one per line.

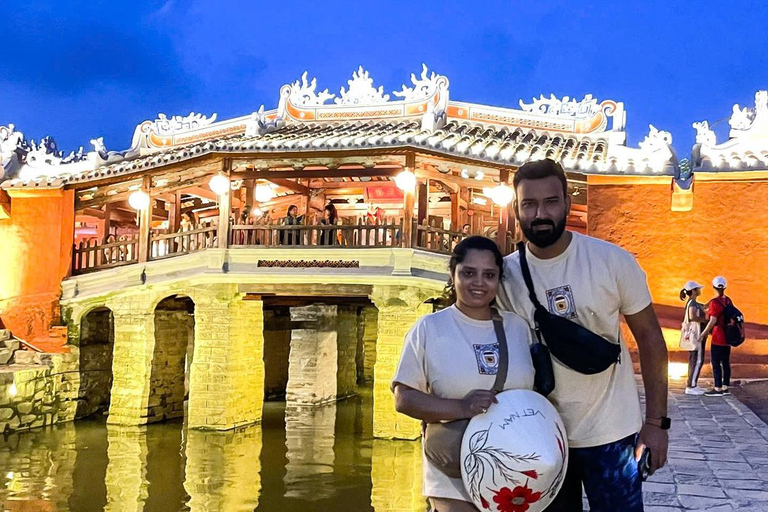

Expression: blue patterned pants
xmin=545 ymin=434 xmax=643 ymax=512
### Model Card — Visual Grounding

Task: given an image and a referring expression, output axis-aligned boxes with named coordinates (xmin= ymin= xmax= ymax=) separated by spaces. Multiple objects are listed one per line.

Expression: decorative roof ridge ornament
xmin=517 ymin=93 xmax=623 ymax=134
xmin=151 ymin=112 xmax=218 ymax=136
xmin=692 ymin=120 xmax=716 ymax=146
xmin=392 ymin=63 xmax=448 ymax=101
xmin=335 ymin=66 xmax=390 ymax=105
xmin=638 ymin=124 xmax=673 ymax=153
xmin=285 ymin=71 xmax=336 ymax=107
xmin=728 ymin=90 xmax=768 ymax=139
xmin=0 ymin=124 xmax=29 ymax=180
xmin=694 ymin=90 xmax=768 ymax=171
xmin=276 ymin=64 xmax=449 ymax=126
xmin=246 ymin=105 xmax=283 ymax=137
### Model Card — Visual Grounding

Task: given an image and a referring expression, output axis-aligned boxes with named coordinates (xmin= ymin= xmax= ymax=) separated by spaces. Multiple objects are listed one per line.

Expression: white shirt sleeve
xmin=616 ymin=251 xmax=653 ymax=316
xmin=390 ymin=318 xmax=429 ymax=394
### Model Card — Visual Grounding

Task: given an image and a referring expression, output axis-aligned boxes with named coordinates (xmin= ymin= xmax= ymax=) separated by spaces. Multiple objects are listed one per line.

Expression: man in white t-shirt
xmin=497 ymin=159 xmax=669 ymax=511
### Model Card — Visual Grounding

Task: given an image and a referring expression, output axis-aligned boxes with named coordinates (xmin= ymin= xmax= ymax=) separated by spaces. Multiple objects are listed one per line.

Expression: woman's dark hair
xmin=184 ymin=211 xmax=197 ymax=224
xmin=288 ymin=205 xmax=298 ymax=215
xmin=324 ymin=204 xmax=337 ymax=223
xmin=680 ymin=288 xmax=692 ymax=301
xmin=449 ymin=236 xmax=504 ymax=280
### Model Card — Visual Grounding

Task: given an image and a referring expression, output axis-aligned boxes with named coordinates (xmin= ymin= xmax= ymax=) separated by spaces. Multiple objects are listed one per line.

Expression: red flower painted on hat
xmin=480 ymin=496 xmax=490 ymax=509
xmin=492 ymin=483 xmax=542 ymax=512
xmin=521 ymin=470 xmax=538 ymax=479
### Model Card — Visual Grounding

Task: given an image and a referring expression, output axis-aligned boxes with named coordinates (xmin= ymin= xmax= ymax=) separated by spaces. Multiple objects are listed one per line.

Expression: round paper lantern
xmin=208 ymin=174 xmax=230 ymax=196
xmin=128 ymin=190 xmax=150 ymax=211
xmin=461 ymin=390 xmax=568 ymax=512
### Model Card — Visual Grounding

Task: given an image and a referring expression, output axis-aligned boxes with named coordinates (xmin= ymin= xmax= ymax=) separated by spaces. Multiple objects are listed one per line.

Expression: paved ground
xmin=632 ymin=379 xmax=768 ymax=512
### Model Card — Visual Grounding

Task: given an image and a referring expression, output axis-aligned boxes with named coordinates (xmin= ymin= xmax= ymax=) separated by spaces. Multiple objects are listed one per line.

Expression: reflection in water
xmin=184 ymin=424 xmax=262 ymax=512
xmin=371 ymin=440 xmax=424 ymax=512
xmin=284 ymin=403 xmax=337 ymax=500
xmin=105 ymin=426 xmax=149 ymax=512
xmin=0 ymin=386 xmax=427 ymax=511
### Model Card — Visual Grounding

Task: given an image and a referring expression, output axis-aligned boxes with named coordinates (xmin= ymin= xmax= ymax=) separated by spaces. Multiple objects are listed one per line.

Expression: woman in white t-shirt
xmin=391 ymin=236 xmax=535 ymax=512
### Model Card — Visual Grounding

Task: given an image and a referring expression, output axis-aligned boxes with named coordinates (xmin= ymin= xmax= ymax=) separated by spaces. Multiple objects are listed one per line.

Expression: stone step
xmin=0 ymin=329 xmax=11 ymax=342
xmin=0 ymin=338 xmax=20 ymax=352
xmin=0 ymin=348 xmax=12 ymax=365
xmin=13 ymin=350 xmax=40 ymax=365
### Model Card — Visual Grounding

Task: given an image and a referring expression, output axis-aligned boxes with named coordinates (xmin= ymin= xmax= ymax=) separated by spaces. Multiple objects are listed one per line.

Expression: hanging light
xmin=208 ymin=174 xmax=230 ymax=196
xmin=394 ymin=168 xmax=417 ymax=192
xmin=254 ymin=183 xmax=276 ymax=203
xmin=128 ymin=190 xmax=150 ymax=210
xmin=483 ymin=184 xmax=515 ymax=207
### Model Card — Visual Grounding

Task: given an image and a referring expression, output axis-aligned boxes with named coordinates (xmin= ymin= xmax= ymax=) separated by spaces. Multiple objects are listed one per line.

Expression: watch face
xmin=661 ymin=417 xmax=671 ymax=429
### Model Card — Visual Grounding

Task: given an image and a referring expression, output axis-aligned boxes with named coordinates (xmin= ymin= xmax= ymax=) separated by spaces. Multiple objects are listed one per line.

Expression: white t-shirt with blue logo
xmin=498 ymin=232 xmax=652 ymax=449
xmin=391 ymin=305 xmax=535 ymax=501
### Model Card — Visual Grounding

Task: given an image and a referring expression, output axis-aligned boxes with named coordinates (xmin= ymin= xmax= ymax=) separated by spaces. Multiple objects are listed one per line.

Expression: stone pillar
xmin=184 ymin=425 xmax=263 ymax=511
xmin=150 ymin=309 xmax=193 ymax=421
xmin=187 ymin=291 xmax=265 ymax=430
xmin=286 ymin=304 xmax=339 ymax=405
xmin=337 ymin=305 xmax=358 ymax=399
xmin=105 ymin=426 xmax=149 ymax=512
xmin=370 ymin=286 xmax=436 ymax=440
xmin=371 ymin=439 xmax=424 ymax=512
xmin=263 ymin=307 xmax=292 ymax=399
xmin=284 ymin=403 xmax=337 ymax=500
xmin=361 ymin=306 xmax=378 ymax=383
xmin=107 ymin=297 xmax=154 ymax=426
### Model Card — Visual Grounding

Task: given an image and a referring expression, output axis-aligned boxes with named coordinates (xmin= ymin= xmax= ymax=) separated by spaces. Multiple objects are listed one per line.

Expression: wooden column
xmin=169 ymin=191 xmax=182 ymax=233
xmin=217 ymin=164 xmax=232 ymax=249
xmin=495 ymin=170 xmax=510 ymax=253
xmin=137 ymin=175 xmax=152 ymax=264
xmin=401 ymin=154 xmax=416 ymax=248
xmin=450 ymin=191 xmax=460 ymax=231
xmin=417 ymin=180 xmax=429 ymax=225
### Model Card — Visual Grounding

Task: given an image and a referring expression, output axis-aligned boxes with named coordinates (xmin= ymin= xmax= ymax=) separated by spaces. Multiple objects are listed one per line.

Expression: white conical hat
xmin=460 ymin=389 xmax=568 ymax=512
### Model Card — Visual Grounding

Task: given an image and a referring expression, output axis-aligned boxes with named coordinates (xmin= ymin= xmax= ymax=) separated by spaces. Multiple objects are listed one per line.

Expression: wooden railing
xmin=149 ymin=226 xmax=218 ymax=261
xmin=415 ymin=221 xmax=467 ymax=254
xmin=230 ymin=219 xmax=403 ymax=248
xmin=71 ymin=217 xmax=492 ymax=275
xmin=72 ymin=234 xmax=138 ymax=274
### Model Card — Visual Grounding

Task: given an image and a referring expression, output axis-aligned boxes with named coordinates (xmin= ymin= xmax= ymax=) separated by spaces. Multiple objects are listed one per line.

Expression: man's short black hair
xmin=512 ymin=159 xmax=568 ymax=199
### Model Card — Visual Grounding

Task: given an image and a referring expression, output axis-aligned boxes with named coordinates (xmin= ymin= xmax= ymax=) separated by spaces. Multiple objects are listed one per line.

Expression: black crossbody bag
xmin=518 ymin=242 xmax=621 ymax=375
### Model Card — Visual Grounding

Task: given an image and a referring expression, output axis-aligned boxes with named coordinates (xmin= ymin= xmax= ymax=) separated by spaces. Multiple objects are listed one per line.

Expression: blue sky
xmin=2 ymin=0 xmax=767 ymax=157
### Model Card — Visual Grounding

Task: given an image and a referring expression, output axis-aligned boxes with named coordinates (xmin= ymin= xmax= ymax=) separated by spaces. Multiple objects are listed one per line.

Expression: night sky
xmin=2 ymin=0 xmax=767 ymax=157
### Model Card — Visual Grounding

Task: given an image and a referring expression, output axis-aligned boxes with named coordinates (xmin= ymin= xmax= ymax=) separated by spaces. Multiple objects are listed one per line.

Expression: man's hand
xmin=635 ymin=423 xmax=669 ymax=473
xmin=461 ymin=390 xmax=498 ymax=417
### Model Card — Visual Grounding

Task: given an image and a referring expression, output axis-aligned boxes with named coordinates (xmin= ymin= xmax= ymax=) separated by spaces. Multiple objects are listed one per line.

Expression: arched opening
xmin=151 ymin=295 xmax=195 ymax=422
xmin=77 ymin=307 xmax=115 ymax=419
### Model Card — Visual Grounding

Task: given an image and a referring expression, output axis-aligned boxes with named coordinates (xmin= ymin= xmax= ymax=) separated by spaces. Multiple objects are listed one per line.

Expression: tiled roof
xmin=1 ymin=119 xmax=676 ymax=190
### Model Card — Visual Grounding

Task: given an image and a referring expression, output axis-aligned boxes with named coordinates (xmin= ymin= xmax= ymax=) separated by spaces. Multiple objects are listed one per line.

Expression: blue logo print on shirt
xmin=473 ymin=343 xmax=499 ymax=375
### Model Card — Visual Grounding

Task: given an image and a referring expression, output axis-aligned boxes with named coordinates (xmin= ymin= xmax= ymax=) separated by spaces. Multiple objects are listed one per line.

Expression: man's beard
xmin=521 ymin=216 xmax=567 ymax=248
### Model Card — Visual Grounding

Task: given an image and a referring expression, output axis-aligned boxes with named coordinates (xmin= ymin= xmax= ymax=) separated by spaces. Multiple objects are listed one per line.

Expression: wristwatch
xmin=646 ymin=416 xmax=671 ymax=430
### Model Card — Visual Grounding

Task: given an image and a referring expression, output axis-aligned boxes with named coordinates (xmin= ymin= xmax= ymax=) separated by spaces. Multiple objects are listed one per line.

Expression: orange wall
xmin=0 ymin=190 xmax=75 ymax=340
xmin=588 ymin=179 xmax=768 ymax=326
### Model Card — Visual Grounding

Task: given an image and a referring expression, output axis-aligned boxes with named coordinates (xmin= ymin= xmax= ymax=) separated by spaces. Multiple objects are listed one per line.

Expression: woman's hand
xmin=394 ymin=384 xmax=497 ymax=423
xmin=461 ymin=390 xmax=498 ymax=417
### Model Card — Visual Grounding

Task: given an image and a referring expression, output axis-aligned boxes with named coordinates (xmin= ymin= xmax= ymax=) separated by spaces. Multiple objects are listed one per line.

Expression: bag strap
xmin=516 ymin=242 xmax=547 ymax=346
xmin=516 ymin=242 xmax=543 ymax=309
xmin=683 ymin=299 xmax=691 ymax=324
xmin=490 ymin=308 xmax=509 ymax=394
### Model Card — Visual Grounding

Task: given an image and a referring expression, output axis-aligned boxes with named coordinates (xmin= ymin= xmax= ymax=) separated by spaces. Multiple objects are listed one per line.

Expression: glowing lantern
xmin=394 ymin=168 xmax=417 ymax=192
xmin=208 ymin=174 xmax=230 ymax=196
xmin=254 ymin=184 xmax=276 ymax=203
xmin=128 ymin=190 xmax=150 ymax=210
xmin=483 ymin=184 xmax=515 ymax=207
